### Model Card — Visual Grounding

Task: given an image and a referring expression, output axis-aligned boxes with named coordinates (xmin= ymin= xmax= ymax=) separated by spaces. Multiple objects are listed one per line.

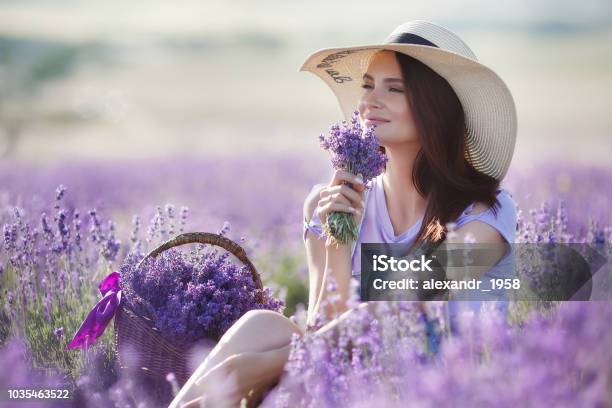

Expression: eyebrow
xmin=362 ymin=73 xmax=403 ymax=83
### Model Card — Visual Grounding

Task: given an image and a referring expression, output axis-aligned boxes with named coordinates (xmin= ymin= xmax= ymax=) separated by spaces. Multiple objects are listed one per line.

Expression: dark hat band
xmin=384 ymin=32 xmax=439 ymax=48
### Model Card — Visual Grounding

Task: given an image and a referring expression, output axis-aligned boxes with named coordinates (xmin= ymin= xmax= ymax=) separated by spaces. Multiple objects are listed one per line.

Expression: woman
xmin=170 ymin=20 xmax=518 ymax=407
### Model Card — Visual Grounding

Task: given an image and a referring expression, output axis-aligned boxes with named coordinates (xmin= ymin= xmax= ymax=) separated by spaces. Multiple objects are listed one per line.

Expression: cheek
xmin=396 ymin=106 xmax=417 ymax=134
xmin=395 ymin=100 xmax=413 ymax=122
xmin=384 ymin=115 xmax=418 ymax=143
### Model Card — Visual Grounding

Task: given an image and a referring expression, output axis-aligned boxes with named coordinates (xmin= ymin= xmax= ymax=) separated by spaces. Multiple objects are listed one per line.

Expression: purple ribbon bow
xmin=66 ymin=271 xmax=122 ymax=350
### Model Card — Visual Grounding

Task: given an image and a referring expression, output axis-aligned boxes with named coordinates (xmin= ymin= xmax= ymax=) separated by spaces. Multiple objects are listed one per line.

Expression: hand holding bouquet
xmin=318 ymin=110 xmax=388 ymax=246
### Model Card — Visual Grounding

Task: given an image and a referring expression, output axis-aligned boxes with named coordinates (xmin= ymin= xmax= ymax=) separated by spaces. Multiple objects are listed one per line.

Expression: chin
xmin=369 ymin=127 xmax=390 ymax=141
xmin=377 ymin=135 xmax=417 ymax=148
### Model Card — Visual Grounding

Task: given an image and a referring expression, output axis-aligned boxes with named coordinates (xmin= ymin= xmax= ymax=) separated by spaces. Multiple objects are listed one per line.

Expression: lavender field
xmin=0 ymin=156 xmax=611 ymax=407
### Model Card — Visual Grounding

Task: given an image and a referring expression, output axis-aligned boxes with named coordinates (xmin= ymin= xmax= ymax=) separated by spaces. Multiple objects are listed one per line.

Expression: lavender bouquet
xmin=119 ymin=242 xmax=283 ymax=346
xmin=319 ymin=110 xmax=388 ymax=245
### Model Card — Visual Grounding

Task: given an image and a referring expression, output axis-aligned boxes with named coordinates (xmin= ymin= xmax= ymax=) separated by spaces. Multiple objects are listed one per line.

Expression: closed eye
xmin=361 ymin=84 xmax=404 ymax=93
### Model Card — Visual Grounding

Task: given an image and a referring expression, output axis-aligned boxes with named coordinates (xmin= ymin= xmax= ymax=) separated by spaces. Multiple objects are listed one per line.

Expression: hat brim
xmin=299 ymin=43 xmax=517 ymax=180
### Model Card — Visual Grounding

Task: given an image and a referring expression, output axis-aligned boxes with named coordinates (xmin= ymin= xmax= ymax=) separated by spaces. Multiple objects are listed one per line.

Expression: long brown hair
xmin=388 ymin=51 xmax=501 ymax=252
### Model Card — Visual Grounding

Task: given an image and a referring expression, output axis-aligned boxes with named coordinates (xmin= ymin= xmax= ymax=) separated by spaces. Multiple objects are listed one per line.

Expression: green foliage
xmin=0 ymin=308 xmax=9 ymax=347
xmin=255 ymin=250 xmax=309 ymax=317
xmin=507 ymin=300 xmax=561 ymax=326
xmin=0 ymin=259 xmax=118 ymax=387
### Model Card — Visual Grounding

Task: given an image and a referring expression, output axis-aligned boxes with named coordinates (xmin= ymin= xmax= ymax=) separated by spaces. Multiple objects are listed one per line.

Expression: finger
xmin=316 ymin=201 xmax=330 ymax=220
xmin=327 ymin=192 xmax=352 ymax=207
xmin=351 ymin=181 xmax=366 ymax=193
xmin=330 ymin=169 xmax=364 ymax=187
xmin=317 ymin=195 xmax=331 ymax=209
xmin=322 ymin=202 xmax=360 ymax=216
xmin=319 ymin=186 xmax=331 ymax=199
xmin=321 ymin=179 xmax=365 ymax=198
xmin=318 ymin=196 xmax=357 ymax=224
xmin=325 ymin=185 xmax=365 ymax=209
xmin=318 ymin=194 xmax=351 ymax=220
xmin=352 ymin=172 xmax=367 ymax=192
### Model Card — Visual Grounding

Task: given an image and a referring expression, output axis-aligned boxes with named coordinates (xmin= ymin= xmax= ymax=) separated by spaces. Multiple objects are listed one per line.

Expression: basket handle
xmin=136 ymin=232 xmax=263 ymax=295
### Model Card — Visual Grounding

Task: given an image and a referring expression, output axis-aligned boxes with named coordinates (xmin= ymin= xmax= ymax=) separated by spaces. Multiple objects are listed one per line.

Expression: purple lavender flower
xmin=178 ymin=206 xmax=189 ymax=234
xmin=165 ymin=204 xmax=176 ymax=237
xmin=319 ymin=110 xmax=388 ymax=183
xmin=102 ymin=220 xmax=121 ymax=261
xmin=88 ymin=208 xmax=102 ymax=243
xmin=218 ymin=220 xmax=231 ymax=236
xmin=3 ymin=223 xmax=17 ymax=252
xmin=40 ymin=212 xmax=53 ymax=237
xmin=54 ymin=326 xmax=64 ymax=340
xmin=318 ymin=110 xmax=388 ymax=245
xmin=72 ymin=209 xmax=82 ymax=251
xmin=54 ymin=184 xmax=67 ymax=210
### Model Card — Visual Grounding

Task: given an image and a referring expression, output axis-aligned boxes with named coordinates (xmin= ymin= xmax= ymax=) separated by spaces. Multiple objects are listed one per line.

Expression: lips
xmin=364 ymin=118 xmax=389 ymax=127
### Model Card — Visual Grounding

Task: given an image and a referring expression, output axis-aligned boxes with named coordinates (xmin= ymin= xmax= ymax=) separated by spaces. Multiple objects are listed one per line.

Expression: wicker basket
xmin=113 ymin=232 xmax=263 ymax=387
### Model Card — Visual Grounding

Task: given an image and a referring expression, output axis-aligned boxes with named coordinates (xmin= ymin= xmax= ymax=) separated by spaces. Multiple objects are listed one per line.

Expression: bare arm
xmin=310 ymin=240 xmax=353 ymax=325
xmin=303 ymin=185 xmax=327 ymax=322
xmin=303 ymin=170 xmax=365 ymax=326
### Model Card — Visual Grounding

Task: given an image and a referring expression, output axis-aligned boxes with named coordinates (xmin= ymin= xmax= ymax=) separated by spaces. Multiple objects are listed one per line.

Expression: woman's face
xmin=357 ymin=50 xmax=419 ymax=146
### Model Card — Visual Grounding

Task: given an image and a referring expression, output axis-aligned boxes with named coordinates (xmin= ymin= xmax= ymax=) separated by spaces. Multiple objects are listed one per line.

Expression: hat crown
xmin=384 ymin=20 xmax=478 ymax=61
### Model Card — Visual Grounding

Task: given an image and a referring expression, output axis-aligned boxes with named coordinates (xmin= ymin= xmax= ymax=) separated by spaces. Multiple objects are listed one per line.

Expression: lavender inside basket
xmin=119 ymin=237 xmax=283 ymax=347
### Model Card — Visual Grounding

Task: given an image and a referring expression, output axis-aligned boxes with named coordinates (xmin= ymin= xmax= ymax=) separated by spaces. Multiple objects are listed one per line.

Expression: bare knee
xmin=220 ymin=309 xmax=302 ymax=352
xmin=236 ymin=309 xmax=303 ymax=338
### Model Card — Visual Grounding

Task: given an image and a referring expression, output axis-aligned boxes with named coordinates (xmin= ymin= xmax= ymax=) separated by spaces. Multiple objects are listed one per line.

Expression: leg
xmin=314 ymin=301 xmax=427 ymax=335
xmin=169 ymin=310 xmax=303 ymax=407
xmin=315 ymin=301 xmax=372 ymax=335
xmin=200 ymin=310 xmax=303 ymax=371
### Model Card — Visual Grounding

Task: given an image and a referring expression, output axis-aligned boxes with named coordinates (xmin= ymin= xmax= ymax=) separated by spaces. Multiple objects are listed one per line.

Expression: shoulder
xmin=453 ymin=189 xmax=518 ymax=244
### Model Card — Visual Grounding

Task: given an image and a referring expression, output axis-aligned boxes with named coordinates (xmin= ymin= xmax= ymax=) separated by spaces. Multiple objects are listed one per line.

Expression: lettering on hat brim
xmin=316 ymin=48 xmax=374 ymax=84
xmin=314 ymin=37 xmax=436 ymax=84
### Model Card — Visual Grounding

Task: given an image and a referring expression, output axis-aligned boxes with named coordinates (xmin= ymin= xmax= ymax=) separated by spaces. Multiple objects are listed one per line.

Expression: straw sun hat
xmin=299 ymin=20 xmax=517 ymax=181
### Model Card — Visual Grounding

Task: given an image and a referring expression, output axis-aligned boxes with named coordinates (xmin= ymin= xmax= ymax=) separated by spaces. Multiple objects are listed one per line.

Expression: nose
xmin=359 ymin=85 xmax=383 ymax=112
